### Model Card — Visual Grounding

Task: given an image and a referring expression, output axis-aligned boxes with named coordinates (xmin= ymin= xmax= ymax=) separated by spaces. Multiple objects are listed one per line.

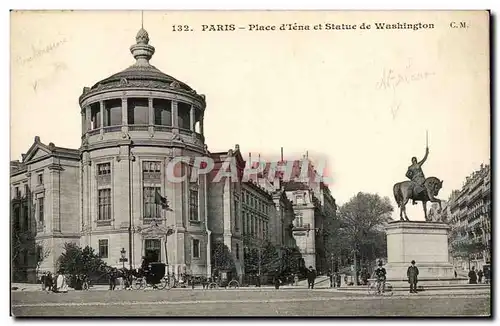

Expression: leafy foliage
xmin=57 ymin=243 xmax=108 ymax=277
xmin=451 ymin=241 xmax=486 ymax=259
xmin=211 ymin=241 xmax=236 ymax=272
xmin=336 ymin=192 xmax=393 ymax=267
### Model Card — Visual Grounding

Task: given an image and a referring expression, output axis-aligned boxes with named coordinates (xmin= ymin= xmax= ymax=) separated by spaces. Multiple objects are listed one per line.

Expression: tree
xmin=211 ymin=241 xmax=236 ymax=273
xmin=35 ymin=241 xmax=51 ymax=273
xmin=336 ymin=192 xmax=393 ymax=275
xmin=451 ymin=241 xmax=486 ymax=269
xmin=57 ymin=243 xmax=108 ymax=279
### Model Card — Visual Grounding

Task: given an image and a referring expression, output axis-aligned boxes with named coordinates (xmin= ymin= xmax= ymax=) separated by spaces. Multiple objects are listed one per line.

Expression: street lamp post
xmin=120 ymin=248 xmax=128 ymax=270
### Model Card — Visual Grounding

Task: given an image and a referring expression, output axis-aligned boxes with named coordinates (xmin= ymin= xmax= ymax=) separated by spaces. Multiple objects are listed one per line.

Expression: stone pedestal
xmin=385 ymin=221 xmax=455 ymax=283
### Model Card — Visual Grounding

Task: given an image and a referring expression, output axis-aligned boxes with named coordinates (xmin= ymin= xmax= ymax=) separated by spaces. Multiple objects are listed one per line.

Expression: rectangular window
xmin=145 ymin=239 xmax=162 ymax=263
xmin=98 ymin=189 xmax=111 ymax=220
xmin=38 ymin=173 xmax=44 ymax=185
xmin=193 ymin=239 xmax=200 ymax=258
xmin=90 ymin=103 xmax=101 ymax=129
xmin=24 ymin=184 xmax=29 ymax=196
xmin=22 ymin=204 xmax=29 ymax=231
xmin=242 ymin=211 xmax=246 ymax=235
xmin=143 ymin=187 xmax=161 ymax=219
xmin=236 ymin=243 xmax=240 ymax=260
xmin=128 ymin=98 xmax=149 ymax=125
xmin=143 ymin=161 xmax=161 ymax=181
xmin=38 ymin=198 xmax=44 ymax=223
xmin=98 ymin=239 xmax=109 ymax=258
xmin=105 ymin=99 xmax=122 ymax=126
xmin=295 ymin=212 xmax=303 ymax=227
xmin=177 ymin=102 xmax=191 ymax=130
xmin=98 ymin=163 xmax=111 ymax=175
xmin=189 ymin=189 xmax=199 ymax=221
xmin=15 ymin=187 xmax=20 ymax=198
xmin=153 ymin=99 xmax=172 ymax=126
xmin=234 ymin=199 xmax=239 ymax=230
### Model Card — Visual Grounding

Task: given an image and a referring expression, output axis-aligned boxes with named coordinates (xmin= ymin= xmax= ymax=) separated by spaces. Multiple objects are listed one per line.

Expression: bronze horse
xmin=393 ymin=176 xmax=443 ymax=221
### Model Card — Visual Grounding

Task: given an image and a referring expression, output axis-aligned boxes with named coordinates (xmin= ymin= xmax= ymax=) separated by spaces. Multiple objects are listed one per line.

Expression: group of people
xmin=40 ymin=271 xmax=69 ymax=293
xmin=468 ymin=266 xmax=487 ymax=284
xmin=327 ymin=270 xmax=342 ymax=288
xmin=373 ymin=259 xmax=419 ymax=294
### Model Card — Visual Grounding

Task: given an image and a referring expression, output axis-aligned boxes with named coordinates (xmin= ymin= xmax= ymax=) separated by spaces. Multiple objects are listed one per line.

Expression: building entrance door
xmin=145 ymin=239 xmax=161 ymax=263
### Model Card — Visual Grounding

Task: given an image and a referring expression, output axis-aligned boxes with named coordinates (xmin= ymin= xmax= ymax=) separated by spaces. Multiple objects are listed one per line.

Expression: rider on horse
xmin=406 ymin=147 xmax=429 ymax=205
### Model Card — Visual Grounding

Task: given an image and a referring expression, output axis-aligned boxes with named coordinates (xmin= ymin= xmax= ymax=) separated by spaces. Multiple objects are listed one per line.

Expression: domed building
xmin=78 ymin=27 xmax=209 ymax=276
xmin=10 ymin=27 xmax=336 ymax=284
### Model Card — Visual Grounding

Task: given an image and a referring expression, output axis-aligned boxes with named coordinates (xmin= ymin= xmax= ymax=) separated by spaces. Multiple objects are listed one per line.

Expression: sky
xmin=10 ymin=11 xmax=490 ymax=220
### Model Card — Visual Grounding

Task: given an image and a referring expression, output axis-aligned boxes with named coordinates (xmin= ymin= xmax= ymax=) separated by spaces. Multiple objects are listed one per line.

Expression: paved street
xmin=12 ymin=288 xmax=490 ymax=317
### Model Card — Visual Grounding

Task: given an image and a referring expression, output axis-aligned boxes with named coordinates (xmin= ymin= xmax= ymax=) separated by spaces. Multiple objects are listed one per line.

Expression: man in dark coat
xmin=407 ymin=260 xmax=419 ymax=293
xmin=307 ymin=266 xmax=316 ymax=289
xmin=468 ymin=266 xmax=478 ymax=284
xmin=477 ymin=269 xmax=483 ymax=283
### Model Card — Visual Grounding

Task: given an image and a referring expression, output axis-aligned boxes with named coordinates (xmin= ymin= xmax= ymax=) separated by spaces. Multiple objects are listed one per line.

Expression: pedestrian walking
xmin=336 ymin=273 xmax=341 ymax=287
xmin=328 ymin=270 xmax=334 ymax=288
xmin=273 ymin=269 xmax=281 ymax=289
xmin=44 ymin=272 xmax=53 ymax=292
xmin=293 ymin=274 xmax=299 ymax=286
xmin=108 ymin=268 xmax=117 ymax=290
xmin=468 ymin=266 xmax=478 ymax=284
xmin=477 ymin=269 xmax=483 ymax=284
xmin=307 ymin=266 xmax=316 ymax=289
xmin=407 ymin=260 xmax=419 ymax=294
xmin=454 ymin=269 xmax=457 ymax=278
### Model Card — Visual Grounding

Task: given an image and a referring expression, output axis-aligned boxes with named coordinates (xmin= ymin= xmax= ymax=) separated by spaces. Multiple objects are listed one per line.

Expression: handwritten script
xmin=375 ymin=60 xmax=435 ymax=119
xmin=15 ymin=39 xmax=68 ymax=66
xmin=32 ymin=62 xmax=67 ymax=93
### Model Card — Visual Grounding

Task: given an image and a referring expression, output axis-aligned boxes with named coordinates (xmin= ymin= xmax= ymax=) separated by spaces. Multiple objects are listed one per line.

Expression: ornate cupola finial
xmin=130 ymin=13 xmax=155 ymax=65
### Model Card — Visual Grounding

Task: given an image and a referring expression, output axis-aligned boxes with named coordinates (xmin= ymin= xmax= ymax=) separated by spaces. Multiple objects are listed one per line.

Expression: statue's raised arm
xmin=418 ymin=147 xmax=429 ymax=166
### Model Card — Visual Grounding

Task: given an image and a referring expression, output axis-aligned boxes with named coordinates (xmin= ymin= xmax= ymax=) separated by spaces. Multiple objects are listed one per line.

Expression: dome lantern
xmin=130 ymin=27 xmax=155 ymax=65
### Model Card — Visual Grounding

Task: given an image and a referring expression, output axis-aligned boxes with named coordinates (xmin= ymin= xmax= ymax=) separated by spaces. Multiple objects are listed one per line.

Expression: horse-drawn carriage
xmin=131 ymin=262 xmax=169 ymax=290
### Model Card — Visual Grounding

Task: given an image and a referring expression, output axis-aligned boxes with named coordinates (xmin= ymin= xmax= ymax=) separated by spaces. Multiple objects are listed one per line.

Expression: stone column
xmin=85 ymin=106 xmax=91 ymax=131
xmin=49 ymin=166 xmax=62 ymax=232
xmin=148 ymin=98 xmax=154 ymax=125
xmin=81 ymin=111 xmax=86 ymax=134
xmin=189 ymin=105 xmax=195 ymax=132
xmin=200 ymin=114 xmax=204 ymax=135
xmin=122 ymin=98 xmax=128 ymax=132
xmin=99 ymin=100 xmax=104 ymax=128
xmin=172 ymin=101 xmax=179 ymax=128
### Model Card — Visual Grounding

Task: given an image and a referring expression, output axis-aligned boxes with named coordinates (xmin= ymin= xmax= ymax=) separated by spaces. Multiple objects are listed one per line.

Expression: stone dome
xmin=79 ymin=28 xmax=205 ymax=105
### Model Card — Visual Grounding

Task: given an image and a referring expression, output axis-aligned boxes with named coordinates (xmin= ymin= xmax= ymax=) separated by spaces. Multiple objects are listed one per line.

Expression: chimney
xmin=280 ymin=147 xmax=283 ymax=162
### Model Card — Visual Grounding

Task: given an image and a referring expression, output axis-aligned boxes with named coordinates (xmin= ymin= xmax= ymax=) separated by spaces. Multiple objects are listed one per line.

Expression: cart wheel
xmin=156 ymin=278 xmax=168 ymax=290
xmin=208 ymin=282 xmax=218 ymax=289
xmin=228 ymin=280 xmax=239 ymax=289
xmin=132 ymin=277 xmax=145 ymax=290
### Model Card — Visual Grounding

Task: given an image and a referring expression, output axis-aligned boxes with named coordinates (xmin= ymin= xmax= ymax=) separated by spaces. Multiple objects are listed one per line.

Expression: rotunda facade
xmin=79 ymin=28 xmax=210 ymax=276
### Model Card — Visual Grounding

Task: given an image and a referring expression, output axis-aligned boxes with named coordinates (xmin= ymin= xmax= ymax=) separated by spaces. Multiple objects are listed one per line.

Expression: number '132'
xmin=172 ymin=25 xmax=191 ymax=32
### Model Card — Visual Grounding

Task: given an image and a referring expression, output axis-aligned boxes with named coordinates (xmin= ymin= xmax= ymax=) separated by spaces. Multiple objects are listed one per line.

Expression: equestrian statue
xmin=393 ymin=132 xmax=444 ymax=221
